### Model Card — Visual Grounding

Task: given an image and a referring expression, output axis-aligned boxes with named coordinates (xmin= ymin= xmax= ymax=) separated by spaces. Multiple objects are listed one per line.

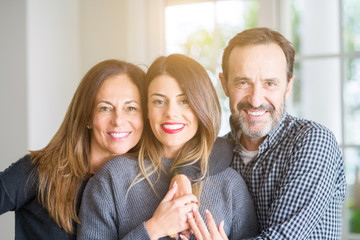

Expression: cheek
xmin=230 ymin=90 xmax=245 ymax=103
xmin=266 ymin=91 xmax=285 ymax=107
xmin=135 ymin=118 xmax=144 ymax=133
xmin=188 ymin=111 xmax=199 ymax=130
xmin=148 ymin=108 xmax=161 ymax=124
xmin=129 ymin=114 xmax=144 ymax=131
xmin=92 ymin=115 xmax=106 ymax=130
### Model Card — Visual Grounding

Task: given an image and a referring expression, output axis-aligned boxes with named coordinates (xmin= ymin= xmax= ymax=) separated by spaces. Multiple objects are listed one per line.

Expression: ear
xmin=219 ymin=73 xmax=229 ymax=97
xmin=285 ymin=75 xmax=295 ymax=100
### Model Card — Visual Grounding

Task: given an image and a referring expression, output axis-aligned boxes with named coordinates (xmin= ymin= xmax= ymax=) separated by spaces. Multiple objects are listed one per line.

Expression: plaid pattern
xmin=226 ymin=112 xmax=346 ymax=239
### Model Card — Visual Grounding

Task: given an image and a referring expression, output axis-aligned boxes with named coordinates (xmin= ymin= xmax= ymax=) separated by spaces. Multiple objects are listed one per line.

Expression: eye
xmin=126 ymin=106 xmax=137 ymax=111
xmin=180 ymin=99 xmax=189 ymax=105
xmin=100 ymin=106 xmax=112 ymax=112
xmin=265 ymin=81 xmax=277 ymax=87
xmin=239 ymin=80 xmax=247 ymax=85
xmin=235 ymin=79 xmax=249 ymax=88
xmin=152 ymin=99 xmax=165 ymax=105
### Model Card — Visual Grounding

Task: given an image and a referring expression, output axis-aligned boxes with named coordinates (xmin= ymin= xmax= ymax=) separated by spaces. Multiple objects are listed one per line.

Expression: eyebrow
xmin=150 ymin=93 xmax=186 ymax=98
xmin=233 ymin=76 xmax=280 ymax=82
xmin=96 ymin=100 xmax=140 ymax=105
xmin=233 ymin=76 xmax=250 ymax=82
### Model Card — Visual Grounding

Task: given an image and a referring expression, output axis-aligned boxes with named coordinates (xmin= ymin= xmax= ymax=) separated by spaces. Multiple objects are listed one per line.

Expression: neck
xmin=239 ymin=134 xmax=265 ymax=151
xmin=163 ymin=146 xmax=180 ymax=159
xmin=89 ymin=151 xmax=112 ymax=174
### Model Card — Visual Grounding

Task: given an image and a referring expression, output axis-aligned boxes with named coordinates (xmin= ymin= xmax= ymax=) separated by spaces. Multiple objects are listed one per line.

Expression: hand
xmin=170 ymin=174 xmax=194 ymax=239
xmin=145 ymin=182 xmax=198 ymax=240
xmin=181 ymin=208 xmax=228 ymax=240
xmin=170 ymin=174 xmax=192 ymax=199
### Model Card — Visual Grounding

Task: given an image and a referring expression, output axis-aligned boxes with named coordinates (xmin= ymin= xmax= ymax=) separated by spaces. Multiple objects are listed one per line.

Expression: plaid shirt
xmin=226 ymin=112 xmax=346 ymax=239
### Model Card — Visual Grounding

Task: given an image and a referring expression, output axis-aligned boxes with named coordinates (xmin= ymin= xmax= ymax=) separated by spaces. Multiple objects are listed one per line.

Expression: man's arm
xmin=172 ymin=137 xmax=234 ymax=182
xmin=169 ymin=137 xmax=234 ymax=199
xmin=254 ymin=127 xmax=346 ymax=239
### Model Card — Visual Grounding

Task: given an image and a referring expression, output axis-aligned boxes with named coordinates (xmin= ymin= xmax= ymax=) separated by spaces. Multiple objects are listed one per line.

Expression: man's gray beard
xmin=230 ymin=101 xmax=284 ymax=139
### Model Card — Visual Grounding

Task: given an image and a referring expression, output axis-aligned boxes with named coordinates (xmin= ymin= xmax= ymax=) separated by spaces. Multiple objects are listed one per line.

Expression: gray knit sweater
xmin=77 ymin=156 xmax=259 ymax=240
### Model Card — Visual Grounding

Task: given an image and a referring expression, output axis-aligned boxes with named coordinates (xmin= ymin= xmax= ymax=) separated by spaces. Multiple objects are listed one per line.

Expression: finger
xmin=173 ymin=194 xmax=198 ymax=206
xmin=180 ymin=230 xmax=190 ymax=239
xmin=187 ymin=212 xmax=203 ymax=240
xmin=192 ymin=208 xmax=211 ymax=239
xmin=218 ymin=221 xmax=228 ymax=239
xmin=161 ymin=181 xmax=178 ymax=203
xmin=205 ymin=209 xmax=218 ymax=235
xmin=179 ymin=233 xmax=189 ymax=240
xmin=180 ymin=202 xmax=198 ymax=215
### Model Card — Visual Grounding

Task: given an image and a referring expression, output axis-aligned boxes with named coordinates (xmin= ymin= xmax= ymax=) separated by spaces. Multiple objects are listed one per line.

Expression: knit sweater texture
xmin=77 ymin=156 xmax=259 ymax=240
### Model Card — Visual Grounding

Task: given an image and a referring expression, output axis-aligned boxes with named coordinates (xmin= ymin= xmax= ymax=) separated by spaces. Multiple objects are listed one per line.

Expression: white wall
xmin=79 ymin=0 xmax=165 ymax=74
xmin=79 ymin=0 xmax=127 ymax=73
xmin=27 ymin=0 xmax=81 ymax=150
xmin=1 ymin=0 xmax=82 ymax=238
xmin=0 ymin=1 xmax=27 ymax=238
xmin=0 ymin=0 xmax=164 ymax=238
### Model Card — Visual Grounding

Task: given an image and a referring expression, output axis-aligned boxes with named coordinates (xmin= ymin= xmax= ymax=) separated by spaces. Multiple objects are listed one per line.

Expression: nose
xmin=248 ymin=84 xmax=264 ymax=108
xmin=165 ymin=101 xmax=179 ymax=118
xmin=112 ymin=110 xmax=124 ymax=126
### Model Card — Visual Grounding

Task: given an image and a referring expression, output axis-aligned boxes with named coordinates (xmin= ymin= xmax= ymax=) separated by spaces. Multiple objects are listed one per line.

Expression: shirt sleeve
xmin=230 ymin=173 xmax=259 ymax=239
xmin=253 ymin=127 xmax=346 ymax=239
xmin=174 ymin=137 xmax=234 ymax=181
xmin=77 ymin=173 xmax=151 ymax=240
xmin=77 ymin=176 xmax=119 ymax=240
xmin=0 ymin=155 xmax=37 ymax=214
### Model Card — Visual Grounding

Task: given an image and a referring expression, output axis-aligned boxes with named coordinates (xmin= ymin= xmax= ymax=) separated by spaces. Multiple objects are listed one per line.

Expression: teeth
xmin=110 ymin=132 xmax=129 ymax=138
xmin=248 ymin=111 xmax=265 ymax=116
xmin=162 ymin=124 xmax=184 ymax=130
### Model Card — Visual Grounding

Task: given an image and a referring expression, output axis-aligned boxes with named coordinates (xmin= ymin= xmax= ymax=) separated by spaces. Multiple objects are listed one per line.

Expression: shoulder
xmin=208 ymin=167 xmax=247 ymax=191
xmin=205 ymin=167 xmax=253 ymax=207
xmin=208 ymin=137 xmax=234 ymax=175
xmin=283 ymin=115 xmax=343 ymax=168
xmin=286 ymin=114 xmax=336 ymax=139
xmin=0 ymin=155 xmax=36 ymax=181
xmin=0 ymin=155 xmax=38 ymax=208
xmin=92 ymin=155 xmax=139 ymax=184
xmin=284 ymin=115 xmax=340 ymax=151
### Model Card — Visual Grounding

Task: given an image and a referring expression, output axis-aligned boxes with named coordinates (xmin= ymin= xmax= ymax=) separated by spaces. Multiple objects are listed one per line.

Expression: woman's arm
xmin=170 ymin=137 xmax=234 ymax=198
xmin=173 ymin=137 xmax=234 ymax=182
xmin=0 ymin=155 xmax=36 ymax=214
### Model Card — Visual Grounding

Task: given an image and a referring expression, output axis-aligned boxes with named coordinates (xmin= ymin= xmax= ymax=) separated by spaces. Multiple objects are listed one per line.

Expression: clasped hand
xmin=145 ymin=177 xmax=229 ymax=240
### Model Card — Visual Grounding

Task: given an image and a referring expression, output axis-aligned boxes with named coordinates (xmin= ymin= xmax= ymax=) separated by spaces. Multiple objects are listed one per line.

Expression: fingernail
xmin=179 ymin=234 xmax=184 ymax=239
xmin=192 ymin=207 xmax=198 ymax=213
xmin=205 ymin=209 xmax=209 ymax=214
xmin=220 ymin=220 xmax=224 ymax=228
xmin=172 ymin=181 xmax=177 ymax=188
xmin=187 ymin=212 xmax=193 ymax=219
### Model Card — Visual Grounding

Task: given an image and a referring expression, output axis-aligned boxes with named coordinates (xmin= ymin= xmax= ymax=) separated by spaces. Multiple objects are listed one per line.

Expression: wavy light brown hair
xmin=134 ymin=54 xmax=221 ymax=199
xmin=30 ymin=59 xmax=145 ymax=234
xmin=222 ymin=27 xmax=295 ymax=82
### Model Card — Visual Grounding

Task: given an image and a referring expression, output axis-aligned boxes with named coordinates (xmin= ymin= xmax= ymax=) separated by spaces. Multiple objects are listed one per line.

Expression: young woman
xmin=77 ymin=54 xmax=259 ymax=239
xmin=0 ymin=59 xmax=145 ymax=239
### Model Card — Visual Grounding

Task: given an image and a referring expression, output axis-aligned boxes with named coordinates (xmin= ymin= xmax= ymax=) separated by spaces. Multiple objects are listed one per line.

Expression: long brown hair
xmin=30 ymin=59 xmax=145 ymax=233
xmin=134 ymin=54 xmax=221 ymax=200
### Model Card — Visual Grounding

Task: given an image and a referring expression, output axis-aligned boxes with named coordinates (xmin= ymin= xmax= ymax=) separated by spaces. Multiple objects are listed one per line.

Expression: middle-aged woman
xmin=0 ymin=59 xmax=145 ymax=239
xmin=77 ymin=54 xmax=259 ymax=240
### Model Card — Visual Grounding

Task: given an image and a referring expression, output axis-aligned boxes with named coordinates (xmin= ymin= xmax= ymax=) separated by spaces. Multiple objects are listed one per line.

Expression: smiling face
xmin=220 ymin=43 xmax=293 ymax=146
xmin=148 ymin=74 xmax=199 ymax=158
xmin=90 ymin=74 xmax=143 ymax=163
